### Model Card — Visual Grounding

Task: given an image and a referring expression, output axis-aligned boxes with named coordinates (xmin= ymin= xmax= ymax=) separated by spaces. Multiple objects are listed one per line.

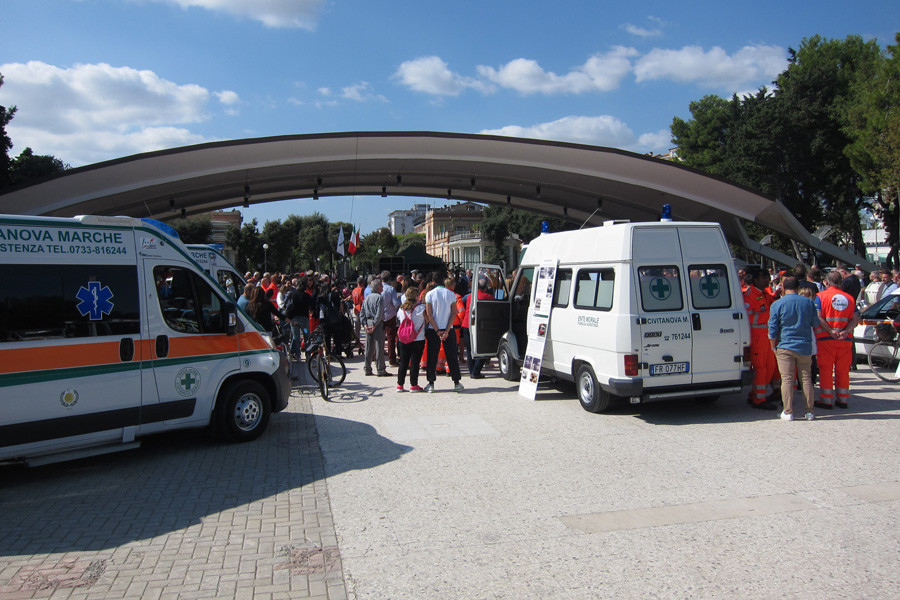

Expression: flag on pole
xmin=348 ymin=225 xmax=359 ymax=255
xmin=336 ymin=226 xmax=345 ymax=256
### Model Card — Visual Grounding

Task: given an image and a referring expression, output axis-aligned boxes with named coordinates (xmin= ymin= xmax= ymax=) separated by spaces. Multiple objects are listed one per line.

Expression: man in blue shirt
xmin=768 ymin=276 xmax=820 ymax=421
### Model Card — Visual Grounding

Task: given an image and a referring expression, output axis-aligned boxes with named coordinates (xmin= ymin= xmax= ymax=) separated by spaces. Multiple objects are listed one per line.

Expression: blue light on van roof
xmin=661 ymin=204 xmax=672 ymax=222
xmin=141 ymin=218 xmax=180 ymax=239
xmin=541 ymin=221 xmax=549 ymax=233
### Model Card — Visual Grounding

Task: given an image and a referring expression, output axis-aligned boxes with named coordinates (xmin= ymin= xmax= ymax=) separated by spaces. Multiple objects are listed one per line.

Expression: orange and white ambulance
xmin=0 ymin=214 xmax=291 ymax=466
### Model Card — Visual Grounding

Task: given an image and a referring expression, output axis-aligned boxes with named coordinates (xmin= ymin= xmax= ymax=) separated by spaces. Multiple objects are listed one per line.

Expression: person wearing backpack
xmin=396 ymin=287 xmax=427 ymax=392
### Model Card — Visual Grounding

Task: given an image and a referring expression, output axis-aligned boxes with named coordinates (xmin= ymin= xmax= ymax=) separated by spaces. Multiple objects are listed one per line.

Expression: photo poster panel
xmin=518 ymin=259 xmax=558 ymax=400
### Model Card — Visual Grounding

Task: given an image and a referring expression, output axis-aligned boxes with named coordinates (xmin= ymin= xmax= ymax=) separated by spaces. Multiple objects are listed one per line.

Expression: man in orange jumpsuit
xmin=814 ymin=270 xmax=860 ymax=409
xmin=744 ymin=267 xmax=779 ymax=410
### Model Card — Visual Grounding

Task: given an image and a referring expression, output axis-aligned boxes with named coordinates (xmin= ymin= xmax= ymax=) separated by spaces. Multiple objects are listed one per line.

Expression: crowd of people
xmin=235 ymin=259 xmax=896 ymax=410
xmin=742 ymin=262 xmax=898 ymax=421
xmin=236 ymin=267 xmax=489 ymax=391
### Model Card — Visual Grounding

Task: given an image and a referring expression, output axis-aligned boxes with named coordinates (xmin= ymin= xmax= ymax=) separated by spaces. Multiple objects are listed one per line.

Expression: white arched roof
xmin=0 ymin=131 xmax=872 ymax=269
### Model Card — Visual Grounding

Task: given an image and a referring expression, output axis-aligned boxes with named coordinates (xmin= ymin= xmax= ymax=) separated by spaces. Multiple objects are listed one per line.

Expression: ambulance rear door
xmin=678 ymin=226 xmax=746 ymax=385
xmin=633 ymin=227 xmax=693 ymax=387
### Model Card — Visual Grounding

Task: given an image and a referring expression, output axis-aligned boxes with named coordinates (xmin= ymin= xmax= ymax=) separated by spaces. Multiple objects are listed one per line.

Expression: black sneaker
xmin=814 ymin=401 xmax=834 ymax=410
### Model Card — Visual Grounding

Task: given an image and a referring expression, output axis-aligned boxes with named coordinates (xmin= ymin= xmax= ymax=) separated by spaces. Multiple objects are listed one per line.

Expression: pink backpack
xmin=397 ymin=308 xmax=423 ymax=343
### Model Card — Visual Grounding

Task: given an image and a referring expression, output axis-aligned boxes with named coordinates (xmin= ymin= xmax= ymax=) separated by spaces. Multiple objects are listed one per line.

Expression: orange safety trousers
xmin=749 ymin=330 xmax=777 ymax=404
xmin=817 ymin=339 xmax=852 ymax=405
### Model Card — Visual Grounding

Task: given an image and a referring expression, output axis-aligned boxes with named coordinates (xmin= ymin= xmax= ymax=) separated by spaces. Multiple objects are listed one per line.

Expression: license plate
xmin=650 ymin=362 xmax=689 ymax=375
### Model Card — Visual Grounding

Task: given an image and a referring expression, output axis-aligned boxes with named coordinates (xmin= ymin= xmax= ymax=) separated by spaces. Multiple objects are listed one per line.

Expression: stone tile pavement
xmin=0 ymin=365 xmax=347 ymax=600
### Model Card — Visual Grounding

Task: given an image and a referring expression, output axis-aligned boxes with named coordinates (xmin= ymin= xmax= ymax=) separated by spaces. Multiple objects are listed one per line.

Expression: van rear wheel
xmin=217 ymin=380 xmax=271 ymax=442
xmin=576 ymin=364 xmax=610 ymax=413
xmin=498 ymin=342 xmax=519 ymax=382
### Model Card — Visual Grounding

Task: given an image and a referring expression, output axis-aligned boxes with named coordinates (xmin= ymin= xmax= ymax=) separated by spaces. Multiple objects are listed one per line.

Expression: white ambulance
xmin=471 ymin=219 xmax=752 ymax=412
xmin=0 ymin=214 xmax=291 ymax=466
xmin=187 ymin=244 xmax=246 ymax=300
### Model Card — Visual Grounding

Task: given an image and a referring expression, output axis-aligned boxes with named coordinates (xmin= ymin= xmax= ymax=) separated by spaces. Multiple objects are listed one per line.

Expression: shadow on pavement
xmin=0 ymin=411 xmax=411 ymax=556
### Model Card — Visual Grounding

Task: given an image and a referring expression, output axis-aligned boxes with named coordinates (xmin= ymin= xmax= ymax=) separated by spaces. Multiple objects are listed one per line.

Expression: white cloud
xmin=155 ymin=0 xmax=324 ymax=29
xmin=215 ymin=89 xmax=240 ymax=114
xmin=477 ymin=47 xmax=637 ymax=95
xmin=480 ymin=115 xmax=670 ymax=154
xmin=1 ymin=61 xmax=217 ymax=165
xmin=634 ymin=44 xmax=787 ymax=89
xmin=621 ymin=23 xmax=662 ymax=38
xmin=340 ymin=82 xmax=387 ymax=103
xmin=394 ymin=56 xmax=493 ymax=96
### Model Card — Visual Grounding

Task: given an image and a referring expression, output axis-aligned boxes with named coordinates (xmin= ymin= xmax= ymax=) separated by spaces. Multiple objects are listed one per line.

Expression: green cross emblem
xmin=699 ymin=275 xmax=720 ymax=298
xmin=650 ymin=277 xmax=671 ymax=300
xmin=176 ymin=367 xmax=201 ymax=396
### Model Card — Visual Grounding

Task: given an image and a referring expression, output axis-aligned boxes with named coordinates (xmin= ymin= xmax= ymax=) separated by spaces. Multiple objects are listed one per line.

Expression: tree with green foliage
xmin=8 ymin=147 xmax=68 ymax=185
xmin=225 ymin=219 xmax=261 ymax=273
xmin=0 ymin=74 xmax=15 ymax=189
xmin=672 ymin=34 xmax=886 ymax=262
xmin=397 ymin=232 xmax=426 ymax=252
xmin=844 ymin=33 xmax=900 ymax=269
xmin=480 ymin=205 xmax=574 ymax=263
xmin=167 ymin=215 xmax=213 ymax=244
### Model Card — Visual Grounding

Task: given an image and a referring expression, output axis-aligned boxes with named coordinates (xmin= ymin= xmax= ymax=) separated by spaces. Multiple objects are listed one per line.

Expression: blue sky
xmin=2 ymin=0 xmax=897 ymax=232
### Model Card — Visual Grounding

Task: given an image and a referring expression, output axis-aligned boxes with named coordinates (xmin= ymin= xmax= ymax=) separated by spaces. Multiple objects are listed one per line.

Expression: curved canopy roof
xmin=0 ymin=131 xmax=872 ymax=269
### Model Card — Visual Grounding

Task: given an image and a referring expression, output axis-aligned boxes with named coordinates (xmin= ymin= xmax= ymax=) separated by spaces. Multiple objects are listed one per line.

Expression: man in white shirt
xmin=424 ymin=274 xmax=463 ymax=393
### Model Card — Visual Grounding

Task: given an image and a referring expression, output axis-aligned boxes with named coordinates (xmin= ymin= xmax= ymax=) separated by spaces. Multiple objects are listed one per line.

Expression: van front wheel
xmin=498 ymin=342 xmax=519 ymax=382
xmin=217 ymin=380 xmax=272 ymax=442
xmin=576 ymin=365 xmax=610 ymax=413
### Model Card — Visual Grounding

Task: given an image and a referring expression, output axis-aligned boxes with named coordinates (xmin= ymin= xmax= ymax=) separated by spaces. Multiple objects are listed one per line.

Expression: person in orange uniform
xmin=744 ymin=267 xmax=779 ymax=410
xmin=814 ymin=270 xmax=860 ymax=409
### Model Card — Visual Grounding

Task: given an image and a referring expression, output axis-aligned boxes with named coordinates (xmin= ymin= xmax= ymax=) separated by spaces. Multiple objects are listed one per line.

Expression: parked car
xmin=854 ymin=289 xmax=900 ymax=357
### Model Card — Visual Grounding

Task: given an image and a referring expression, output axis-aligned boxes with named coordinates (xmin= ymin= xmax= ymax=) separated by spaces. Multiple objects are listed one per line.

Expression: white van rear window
xmin=688 ymin=265 xmax=731 ymax=309
xmin=638 ymin=266 xmax=684 ymax=312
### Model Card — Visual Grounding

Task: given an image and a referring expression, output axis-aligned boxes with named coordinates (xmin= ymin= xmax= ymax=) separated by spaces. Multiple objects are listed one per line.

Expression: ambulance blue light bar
xmin=141 ymin=218 xmax=181 ymax=239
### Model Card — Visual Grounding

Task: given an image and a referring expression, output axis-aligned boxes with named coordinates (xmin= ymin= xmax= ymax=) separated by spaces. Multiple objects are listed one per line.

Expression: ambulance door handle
xmin=119 ymin=337 xmax=135 ymax=362
xmin=155 ymin=335 xmax=169 ymax=358
xmin=691 ymin=313 xmax=702 ymax=331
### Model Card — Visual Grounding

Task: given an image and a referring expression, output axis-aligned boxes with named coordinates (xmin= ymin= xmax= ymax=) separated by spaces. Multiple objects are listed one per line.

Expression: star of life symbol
xmin=75 ymin=281 xmax=114 ymax=321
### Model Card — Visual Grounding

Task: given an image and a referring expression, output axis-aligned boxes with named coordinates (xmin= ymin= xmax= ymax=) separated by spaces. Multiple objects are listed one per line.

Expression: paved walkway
xmin=2 ymin=353 xmax=899 ymax=599
xmin=0 ymin=360 xmax=347 ymax=600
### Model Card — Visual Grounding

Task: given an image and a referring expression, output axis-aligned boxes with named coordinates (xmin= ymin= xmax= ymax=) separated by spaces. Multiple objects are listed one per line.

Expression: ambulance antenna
xmin=578 ymin=207 xmax=601 ymax=229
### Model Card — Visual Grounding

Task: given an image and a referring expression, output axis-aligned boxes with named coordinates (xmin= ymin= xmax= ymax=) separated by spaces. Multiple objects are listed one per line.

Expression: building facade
xmin=388 ymin=203 xmax=430 ymax=235
xmin=415 ymin=202 xmax=521 ymax=272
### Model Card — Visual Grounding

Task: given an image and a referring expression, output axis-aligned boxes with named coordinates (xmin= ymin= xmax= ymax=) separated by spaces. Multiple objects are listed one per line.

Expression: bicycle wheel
xmin=867 ymin=340 xmax=900 ymax=382
xmin=308 ymin=352 xmax=347 ymax=386
xmin=318 ymin=354 xmax=329 ymax=400
xmin=323 ymin=353 xmax=346 ymax=386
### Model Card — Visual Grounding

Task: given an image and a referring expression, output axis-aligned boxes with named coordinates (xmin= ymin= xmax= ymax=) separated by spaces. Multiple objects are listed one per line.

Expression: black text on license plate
xmin=650 ymin=362 xmax=689 ymax=375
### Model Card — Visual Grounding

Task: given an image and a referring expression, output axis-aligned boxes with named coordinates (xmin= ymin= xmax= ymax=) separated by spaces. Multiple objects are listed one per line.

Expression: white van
xmin=471 ymin=220 xmax=752 ymax=412
xmin=0 ymin=215 xmax=291 ymax=466
xmin=187 ymin=244 xmax=246 ymax=301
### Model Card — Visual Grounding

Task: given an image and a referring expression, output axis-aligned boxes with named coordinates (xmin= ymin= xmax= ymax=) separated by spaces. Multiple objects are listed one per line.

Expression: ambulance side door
xmin=142 ymin=261 xmax=239 ymax=429
xmin=470 ymin=264 xmax=510 ymax=357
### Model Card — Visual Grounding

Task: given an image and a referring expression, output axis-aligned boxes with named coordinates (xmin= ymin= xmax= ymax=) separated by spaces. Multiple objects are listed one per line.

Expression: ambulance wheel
xmin=218 ymin=380 xmax=271 ymax=442
xmin=576 ymin=364 xmax=610 ymax=413
xmin=498 ymin=342 xmax=519 ymax=382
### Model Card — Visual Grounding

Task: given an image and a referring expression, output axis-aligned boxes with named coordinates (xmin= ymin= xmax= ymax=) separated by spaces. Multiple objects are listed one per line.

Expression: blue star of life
xmin=75 ymin=281 xmax=115 ymax=320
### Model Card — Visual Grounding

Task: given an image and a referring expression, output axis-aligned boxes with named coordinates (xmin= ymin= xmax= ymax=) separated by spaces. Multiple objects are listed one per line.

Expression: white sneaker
xmin=804 ymin=412 xmax=815 ymax=421
xmin=779 ymin=411 xmax=793 ymax=421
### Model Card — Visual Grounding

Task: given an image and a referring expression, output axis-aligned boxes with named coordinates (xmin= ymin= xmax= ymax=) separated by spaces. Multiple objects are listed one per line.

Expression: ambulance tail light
xmin=743 ymin=346 xmax=752 ymax=365
xmin=624 ymin=354 xmax=639 ymax=377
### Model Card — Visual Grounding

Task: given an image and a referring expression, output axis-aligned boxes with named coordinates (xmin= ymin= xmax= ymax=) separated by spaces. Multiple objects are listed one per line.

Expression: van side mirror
xmin=224 ymin=302 xmax=237 ymax=336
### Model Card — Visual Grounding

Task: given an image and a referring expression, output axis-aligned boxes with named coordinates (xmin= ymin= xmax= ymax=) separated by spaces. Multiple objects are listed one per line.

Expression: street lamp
xmin=262 ymin=243 xmax=269 ymax=272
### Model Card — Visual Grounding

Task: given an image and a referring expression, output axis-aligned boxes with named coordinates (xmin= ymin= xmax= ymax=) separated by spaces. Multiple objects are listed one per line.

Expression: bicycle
xmin=305 ymin=325 xmax=347 ymax=399
xmin=866 ymin=320 xmax=900 ymax=383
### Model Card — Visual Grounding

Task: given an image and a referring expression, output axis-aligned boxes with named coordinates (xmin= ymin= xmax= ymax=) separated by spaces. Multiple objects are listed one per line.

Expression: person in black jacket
xmin=245 ymin=285 xmax=289 ymax=334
